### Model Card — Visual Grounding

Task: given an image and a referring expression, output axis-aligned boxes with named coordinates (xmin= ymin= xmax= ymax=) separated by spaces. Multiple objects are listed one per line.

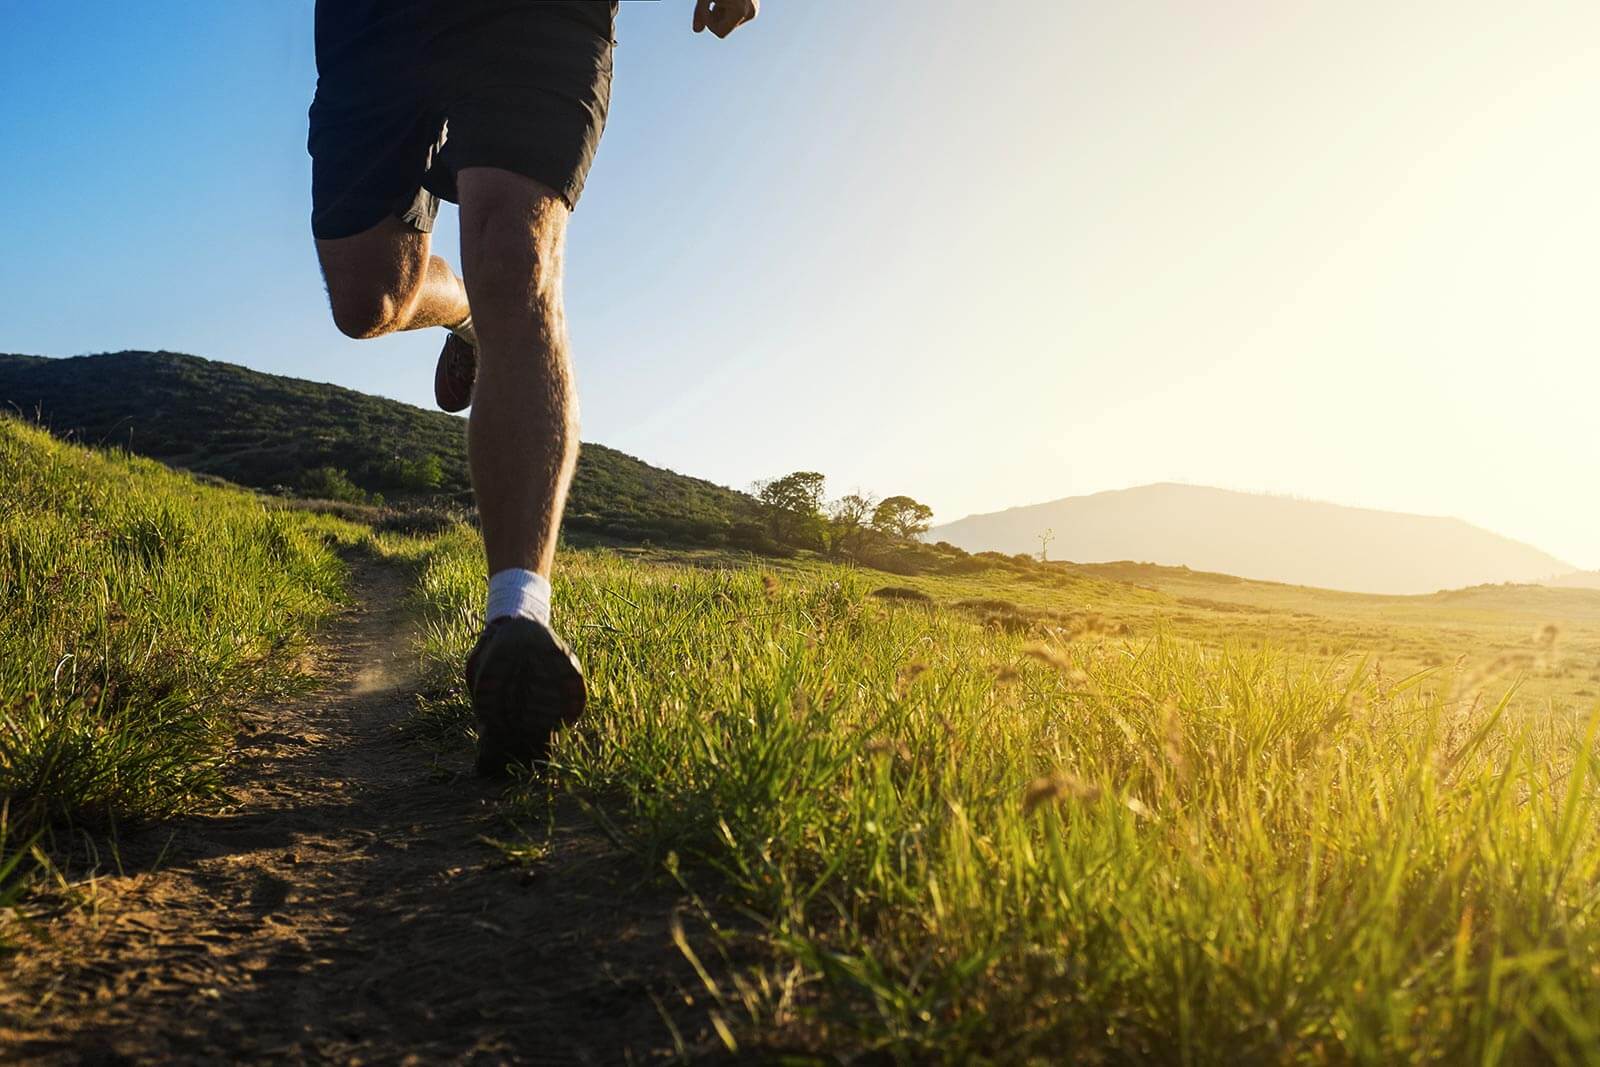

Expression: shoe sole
xmin=434 ymin=334 xmax=476 ymax=413
xmin=468 ymin=621 xmax=587 ymax=778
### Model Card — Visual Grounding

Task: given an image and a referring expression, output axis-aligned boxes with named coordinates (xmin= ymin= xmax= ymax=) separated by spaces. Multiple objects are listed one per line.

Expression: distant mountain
xmin=0 ymin=351 xmax=759 ymax=546
xmin=928 ymin=483 xmax=1573 ymax=595
xmin=1548 ymin=571 xmax=1600 ymax=591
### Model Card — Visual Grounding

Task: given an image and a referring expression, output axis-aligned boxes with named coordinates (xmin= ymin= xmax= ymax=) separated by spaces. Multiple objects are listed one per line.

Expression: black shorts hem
xmin=310 ymin=186 xmax=440 ymax=242
xmin=396 ymin=187 xmax=440 ymax=233
xmin=423 ymin=150 xmax=587 ymax=213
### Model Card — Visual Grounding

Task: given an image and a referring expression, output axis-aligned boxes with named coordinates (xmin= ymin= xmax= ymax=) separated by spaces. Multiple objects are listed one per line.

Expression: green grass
xmin=0 ymin=417 xmax=357 ymax=837
xmin=410 ymin=529 xmax=1600 ymax=1063
xmin=9 ymin=412 xmax=1600 ymax=1058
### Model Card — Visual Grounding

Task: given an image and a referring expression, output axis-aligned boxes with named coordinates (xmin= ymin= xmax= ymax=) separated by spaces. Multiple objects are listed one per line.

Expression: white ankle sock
xmin=486 ymin=568 xmax=551 ymax=627
xmin=451 ymin=313 xmax=477 ymax=348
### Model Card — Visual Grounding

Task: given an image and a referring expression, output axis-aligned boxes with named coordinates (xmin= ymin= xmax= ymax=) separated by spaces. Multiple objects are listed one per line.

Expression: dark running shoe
xmin=466 ymin=617 xmax=587 ymax=777
xmin=434 ymin=331 xmax=477 ymax=413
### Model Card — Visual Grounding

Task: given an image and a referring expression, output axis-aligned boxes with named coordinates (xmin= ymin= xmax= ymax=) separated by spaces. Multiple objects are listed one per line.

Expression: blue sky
xmin=5 ymin=1 xmax=1598 ymax=568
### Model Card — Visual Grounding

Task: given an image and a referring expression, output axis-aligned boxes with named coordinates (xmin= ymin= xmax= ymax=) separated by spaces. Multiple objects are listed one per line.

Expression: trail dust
xmin=1 ymin=560 xmax=729 ymax=1063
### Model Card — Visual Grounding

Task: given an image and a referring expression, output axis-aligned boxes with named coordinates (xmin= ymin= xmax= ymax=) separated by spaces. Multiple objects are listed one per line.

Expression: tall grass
xmin=0 ymin=419 xmax=354 ymax=835
xmin=412 ymin=528 xmax=1600 ymax=1063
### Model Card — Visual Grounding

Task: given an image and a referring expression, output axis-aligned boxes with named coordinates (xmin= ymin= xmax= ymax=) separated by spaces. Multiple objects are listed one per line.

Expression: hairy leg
xmin=456 ymin=167 xmax=577 ymax=579
xmin=315 ymin=216 xmax=471 ymax=339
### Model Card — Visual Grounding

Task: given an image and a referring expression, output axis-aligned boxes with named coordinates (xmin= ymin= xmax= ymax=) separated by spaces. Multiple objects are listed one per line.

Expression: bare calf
xmin=457 ymin=167 xmax=578 ymax=580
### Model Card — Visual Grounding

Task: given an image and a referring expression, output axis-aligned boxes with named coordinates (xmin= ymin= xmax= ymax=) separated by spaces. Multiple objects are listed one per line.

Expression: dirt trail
xmin=2 ymin=561 xmax=721 ymax=1064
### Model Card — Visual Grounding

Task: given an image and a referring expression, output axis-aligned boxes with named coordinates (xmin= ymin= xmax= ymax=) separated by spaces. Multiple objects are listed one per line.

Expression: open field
xmin=609 ymin=544 xmax=1600 ymax=713
xmin=8 ymin=426 xmax=1600 ymax=1061
xmin=1068 ymin=560 xmax=1600 ymax=707
xmin=410 ymin=530 xmax=1600 ymax=1062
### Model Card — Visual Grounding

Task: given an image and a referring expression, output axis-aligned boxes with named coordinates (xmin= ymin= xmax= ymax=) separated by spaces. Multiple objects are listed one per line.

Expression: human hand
xmin=692 ymin=0 xmax=759 ymax=38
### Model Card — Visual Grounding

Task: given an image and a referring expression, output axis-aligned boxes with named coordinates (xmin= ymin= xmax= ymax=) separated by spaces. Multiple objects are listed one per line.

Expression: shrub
xmin=870 ymin=585 xmax=935 ymax=604
xmin=300 ymin=465 xmax=382 ymax=506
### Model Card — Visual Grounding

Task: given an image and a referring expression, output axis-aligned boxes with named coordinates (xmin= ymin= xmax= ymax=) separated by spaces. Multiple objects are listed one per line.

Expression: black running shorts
xmin=308 ymin=0 xmax=616 ymax=240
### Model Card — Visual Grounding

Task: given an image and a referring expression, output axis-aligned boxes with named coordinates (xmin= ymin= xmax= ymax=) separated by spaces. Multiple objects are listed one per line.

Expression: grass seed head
xmin=896 ymin=661 xmax=929 ymax=695
xmin=1535 ymin=622 xmax=1561 ymax=665
xmin=1069 ymin=614 xmax=1112 ymax=640
xmin=1465 ymin=651 xmax=1538 ymax=690
xmin=865 ymin=738 xmax=912 ymax=763
xmin=1159 ymin=699 xmax=1190 ymax=782
xmin=1022 ymin=772 xmax=1100 ymax=813
xmin=1022 ymin=643 xmax=1072 ymax=672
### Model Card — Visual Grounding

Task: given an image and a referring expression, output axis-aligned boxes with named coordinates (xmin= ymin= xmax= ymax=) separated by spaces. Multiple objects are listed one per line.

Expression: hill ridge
xmin=0 ymin=350 xmax=760 ymax=547
xmin=969 ymin=482 xmax=1539 ymax=540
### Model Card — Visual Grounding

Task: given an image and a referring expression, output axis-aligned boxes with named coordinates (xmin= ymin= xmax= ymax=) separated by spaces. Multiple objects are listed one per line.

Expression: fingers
xmin=694 ymin=0 xmax=758 ymax=38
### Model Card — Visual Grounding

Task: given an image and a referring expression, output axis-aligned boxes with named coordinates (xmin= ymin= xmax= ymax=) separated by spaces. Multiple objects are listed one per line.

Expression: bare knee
xmin=315 ymin=221 xmax=431 ymax=339
xmin=326 ymin=280 xmax=412 ymax=339
xmin=458 ymin=169 xmax=569 ymax=309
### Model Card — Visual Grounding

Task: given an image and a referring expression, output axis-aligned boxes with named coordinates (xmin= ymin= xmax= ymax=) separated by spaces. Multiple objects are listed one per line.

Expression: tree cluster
xmin=752 ymin=471 xmax=936 ymax=558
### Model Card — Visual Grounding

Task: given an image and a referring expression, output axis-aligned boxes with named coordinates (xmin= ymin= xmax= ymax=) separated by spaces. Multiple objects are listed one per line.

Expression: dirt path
xmin=2 ymin=561 xmax=726 ymax=1064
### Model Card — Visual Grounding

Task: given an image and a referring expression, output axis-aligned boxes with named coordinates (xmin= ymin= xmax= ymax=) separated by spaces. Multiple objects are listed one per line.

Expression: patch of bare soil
xmin=1 ymin=561 xmax=734 ymax=1064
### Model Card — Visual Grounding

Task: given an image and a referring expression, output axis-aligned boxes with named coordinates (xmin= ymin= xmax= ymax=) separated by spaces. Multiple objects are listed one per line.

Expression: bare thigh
xmin=315 ymin=216 xmax=434 ymax=339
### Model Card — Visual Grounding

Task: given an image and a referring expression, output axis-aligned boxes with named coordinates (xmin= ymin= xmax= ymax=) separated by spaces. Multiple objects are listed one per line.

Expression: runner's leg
xmin=315 ymin=216 xmax=470 ymax=340
xmin=455 ymin=166 xmax=576 ymax=579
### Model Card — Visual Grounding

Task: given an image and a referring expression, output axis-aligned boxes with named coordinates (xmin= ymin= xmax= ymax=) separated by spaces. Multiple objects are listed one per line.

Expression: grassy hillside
xmin=10 ymin=414 xmax=1600 ymax=1056
xmin=400 ymin=525 xmax=1600 ymax=1062
xmin=0 ymin=417 xmax=357 ymax=839
xmin=0 ymin=351 xmax=759 ymax=546
xmin=929 ymin=483 xmax=1573 ymax=595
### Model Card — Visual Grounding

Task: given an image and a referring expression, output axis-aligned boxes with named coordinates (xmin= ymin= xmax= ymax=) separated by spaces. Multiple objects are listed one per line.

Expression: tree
xmin=1037 ymin=527 xmax=1055 ymax=562
xmin=871 ymin=495 xmax=934 ymax=541
xmin=825 ymin=491 xmax=878 ymax=557
xmin=754 ymin=471 xmax=827 ymax=546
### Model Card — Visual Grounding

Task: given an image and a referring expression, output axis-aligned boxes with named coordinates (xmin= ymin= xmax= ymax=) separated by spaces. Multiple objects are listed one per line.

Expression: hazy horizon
xmin=938 ymin=480 xmax=1582 ymax=568
xmin=929 ymin=480 xmax=1581 ymax=593
xmin=5 ymin=1 xmax=1597 ymax=567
